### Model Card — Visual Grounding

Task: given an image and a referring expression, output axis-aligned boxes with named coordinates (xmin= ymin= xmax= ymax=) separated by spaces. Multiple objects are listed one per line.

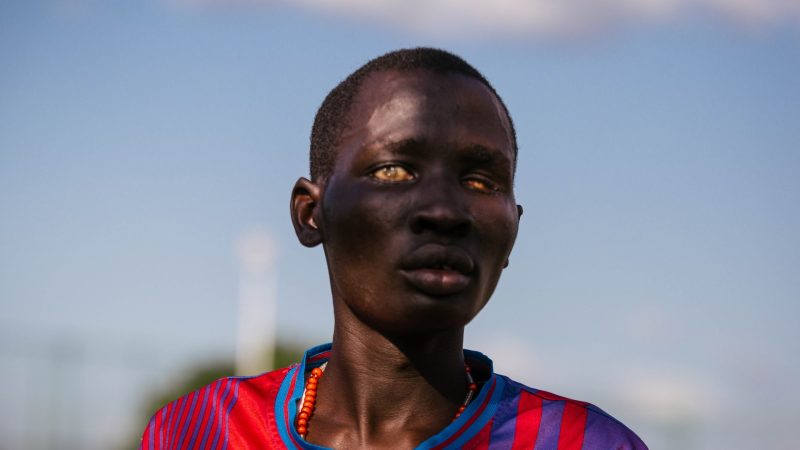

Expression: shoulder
xmin=494 ymin=375 xmax=648 ymax=450
xmin=139 ymin=366 xmax=292 ymax=450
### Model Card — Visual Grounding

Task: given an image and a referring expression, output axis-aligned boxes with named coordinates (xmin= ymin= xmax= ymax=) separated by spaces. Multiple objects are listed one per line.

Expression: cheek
xmin=320 ymin=183 xmax=407 ymax=267
xmin=475 ymin=203 xmax=518 ymax=254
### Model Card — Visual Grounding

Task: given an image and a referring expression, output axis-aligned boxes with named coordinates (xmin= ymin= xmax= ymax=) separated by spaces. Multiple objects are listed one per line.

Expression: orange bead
xmin=469 ymin=383 xmax=477 ymax=391
xmin=297 ymin=425 xmax=307 ymax=435
xmin=311 ymin=367 xmax=323 ymax=377
xmin=458 ymin=405 xmax=466 ymax=412
xmin=301 ymin=406 xmax=312 ymax=415
xmin=297 ymin=418 xmax=308 ymax=427
xmin=298 ymin=411 xmax=309 ymax=420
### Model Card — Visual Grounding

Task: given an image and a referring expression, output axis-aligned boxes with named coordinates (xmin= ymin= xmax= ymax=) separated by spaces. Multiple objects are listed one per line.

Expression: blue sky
xmin=1 ymin=1 xmax=799 ymax=448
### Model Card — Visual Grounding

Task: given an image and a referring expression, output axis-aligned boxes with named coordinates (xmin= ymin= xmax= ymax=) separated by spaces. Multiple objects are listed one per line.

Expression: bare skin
xmin=310 ymin=310 xmax=469 ymax=449
xmin=290 ymin=69 xmax=521 ymax=449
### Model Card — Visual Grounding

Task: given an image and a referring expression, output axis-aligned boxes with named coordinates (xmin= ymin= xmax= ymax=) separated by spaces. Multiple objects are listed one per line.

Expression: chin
xmin=378 ymin=300 xmax=481 ymax=336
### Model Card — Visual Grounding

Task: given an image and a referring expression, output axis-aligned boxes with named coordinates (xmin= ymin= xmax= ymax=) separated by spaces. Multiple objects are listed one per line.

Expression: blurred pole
xmin=235 ymin=228 xmax=277 ymax=376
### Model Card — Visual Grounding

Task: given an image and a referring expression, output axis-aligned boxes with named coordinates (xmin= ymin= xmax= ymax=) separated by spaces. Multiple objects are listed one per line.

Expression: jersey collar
xmin=273 ymin=343 xmax=505 ymax=450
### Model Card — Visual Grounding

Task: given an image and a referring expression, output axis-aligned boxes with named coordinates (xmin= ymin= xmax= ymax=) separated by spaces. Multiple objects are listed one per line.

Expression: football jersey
xmin=140 ymin=343 xmax=647 ymax=449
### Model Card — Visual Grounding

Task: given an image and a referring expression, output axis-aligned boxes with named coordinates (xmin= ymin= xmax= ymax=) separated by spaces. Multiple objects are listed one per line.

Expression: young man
xmin=140 ymin=48 xmax=647 ymax=450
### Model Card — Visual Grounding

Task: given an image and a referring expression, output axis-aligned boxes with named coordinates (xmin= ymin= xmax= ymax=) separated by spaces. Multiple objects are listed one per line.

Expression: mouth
xmin=399 ymin=244 xmax=475 ymax=296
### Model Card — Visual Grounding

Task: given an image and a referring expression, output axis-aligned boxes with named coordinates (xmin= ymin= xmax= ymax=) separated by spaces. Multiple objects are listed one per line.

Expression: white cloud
xmin=615 ymin=369 xmax=720 ymax=423
xmin=166 ymin=0 xmax=800 ymax=38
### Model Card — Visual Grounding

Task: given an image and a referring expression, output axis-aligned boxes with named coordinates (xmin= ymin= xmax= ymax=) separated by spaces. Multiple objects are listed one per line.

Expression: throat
xmin=296 ymin=337 xmax=479 ymax=448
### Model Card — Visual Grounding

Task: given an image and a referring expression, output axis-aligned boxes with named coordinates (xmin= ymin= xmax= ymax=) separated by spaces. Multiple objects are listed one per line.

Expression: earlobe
xmin=290 ymin=177 xmax=323 ymax=247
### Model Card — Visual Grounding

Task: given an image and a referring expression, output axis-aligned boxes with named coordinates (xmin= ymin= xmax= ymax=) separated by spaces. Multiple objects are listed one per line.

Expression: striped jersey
xmin=140 ymin=343 xmax=647 ymax=450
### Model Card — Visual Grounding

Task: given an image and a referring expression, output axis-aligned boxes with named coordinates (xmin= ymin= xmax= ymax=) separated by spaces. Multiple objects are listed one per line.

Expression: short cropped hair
xmin=309 ymin=47 xmax=518 ymax=182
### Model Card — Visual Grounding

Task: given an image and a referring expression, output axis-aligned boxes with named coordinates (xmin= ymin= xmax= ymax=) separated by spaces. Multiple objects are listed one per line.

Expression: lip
xmin=400 ymin=244 xmax=475 ymax=296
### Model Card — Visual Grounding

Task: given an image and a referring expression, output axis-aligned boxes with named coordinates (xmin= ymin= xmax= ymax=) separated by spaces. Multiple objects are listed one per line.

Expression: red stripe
xmin=163 ymin=401 xmax=176 ymax=449
xmin=462 ymin=420 xmax=493 ymax=450
xmin=431 ymin=377 xmax=497 ymax=450
xmin=557 ymin=402 xmax=587 ymax=450
xmin=536 ymin=390 xmax=588 ymax=406
xmin=180 ymin=390 xmax=204 ymax=450
xmin=214 ymin=380 xmax=239 ymax=450
xmin=308 ymin=352 xmax=330 ymax=362
xmin=201 ymin=381 xmax=225 ymax=450
xmin=190 ymin=384 xmax=217 ymax=450
xmin=210 ymin=382 xmax=231 ymax=450
xmin=173 ymin=393 xmax=195 ymax=449
xmin=149 ymin=411 xmax=160 ymax=450
xmin=511 ymin=391 xmax=543 ymax=450
xmin=162 ymin=402 xmax=174 ymax=450
xmin=282 ymin=368 xmax=303 ymax=449
xmin=140 ymin=416 xmax=154 ymax=449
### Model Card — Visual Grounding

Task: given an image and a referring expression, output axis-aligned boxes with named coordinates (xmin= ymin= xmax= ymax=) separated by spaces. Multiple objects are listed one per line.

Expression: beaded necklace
xmin=296 ymin=362 xmax=478 ymax=439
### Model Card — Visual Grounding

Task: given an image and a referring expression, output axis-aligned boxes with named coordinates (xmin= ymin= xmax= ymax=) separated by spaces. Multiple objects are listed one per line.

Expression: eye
xmin=463 ymin=177 xmax=499 ymax=193
xmin=370 ymin=165 xmax=415 ymax=182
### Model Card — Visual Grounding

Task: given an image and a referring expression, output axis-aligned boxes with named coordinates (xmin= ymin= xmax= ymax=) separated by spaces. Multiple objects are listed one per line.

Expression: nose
xmin=409 ymin=176 xmax=473 ymax=237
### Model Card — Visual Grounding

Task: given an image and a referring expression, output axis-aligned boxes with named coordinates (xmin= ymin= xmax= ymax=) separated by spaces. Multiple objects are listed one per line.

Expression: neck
xmin=305 ymin=310 xmax=469 ymax=448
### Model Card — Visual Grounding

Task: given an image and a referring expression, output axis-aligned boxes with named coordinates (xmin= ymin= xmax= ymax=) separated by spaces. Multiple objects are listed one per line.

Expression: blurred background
xmin=1 ymin=0 xmax=798 ymax=449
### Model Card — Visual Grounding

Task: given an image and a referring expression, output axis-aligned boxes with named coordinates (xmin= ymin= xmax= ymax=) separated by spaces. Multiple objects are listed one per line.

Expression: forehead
xmin=337 ymin=69 xmax=515 ymax=165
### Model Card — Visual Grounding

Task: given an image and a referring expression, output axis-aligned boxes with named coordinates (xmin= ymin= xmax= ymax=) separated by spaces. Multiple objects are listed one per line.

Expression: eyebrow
xmin=375 ymin=138 xmax=425 ymax=155
xmin=369 ymin=138 xmax=512 ymax=168
xmin=461 ymin=144 xmax=512 ymax=168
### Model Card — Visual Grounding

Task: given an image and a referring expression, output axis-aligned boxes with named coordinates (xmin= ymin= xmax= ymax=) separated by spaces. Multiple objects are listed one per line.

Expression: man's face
xmin=318 ymin=69 xmax=519 ymax=334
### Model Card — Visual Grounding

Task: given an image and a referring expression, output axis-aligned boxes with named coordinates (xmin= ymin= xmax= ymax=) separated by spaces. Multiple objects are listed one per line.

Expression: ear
xmin=290 ymin=177 xmax=323 ymax=247
xmin=504 ymin=204 xmax=523 ymax=269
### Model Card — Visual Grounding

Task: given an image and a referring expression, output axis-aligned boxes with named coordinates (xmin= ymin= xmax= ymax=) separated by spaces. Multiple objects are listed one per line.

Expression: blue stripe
xmin=414 ymin=373 xmax=505 ymax=449
xmin=487 ymin=380 xmax=521 ymax=450
xmin=210 ymin=379 xmax=234 ymax=450
xmin=187 ymin=383 xmax=213 ymax=448
xmin=222 ymin=380 xmax=241 ymax=450
xmin=581 ymin=407 xmax=613 ymax=449
xmin=148 ymin=416 xmax=155 ymax=450
xmin=162 ymin=398 xmax=173 ymax=449
xmin=533 ymin=399 xmax=565 ymax=450
xmin=199 ymin=380 xmax=224 ymax=450
xmin=159 ymin=407 xmax=167 ymax=449
xmin=273 ymin=344 xmax=505 ymax=450
xmin=176 ymin=388 xmax=201 ymax=449
xmin=276 ymin=344 xmax=335 ymax=449
xmin=167 ymin=395 xmax=187 ymax=449
xmin=447 ymin=375 xmax=506 ymax=449
xmin=274 ymin=365 xmax=302 ymax=449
